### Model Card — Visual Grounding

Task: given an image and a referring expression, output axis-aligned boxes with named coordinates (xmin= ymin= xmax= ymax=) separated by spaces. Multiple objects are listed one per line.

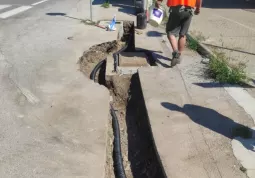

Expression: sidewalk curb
xmin=186 ymin=33 xmax=216 ymax=58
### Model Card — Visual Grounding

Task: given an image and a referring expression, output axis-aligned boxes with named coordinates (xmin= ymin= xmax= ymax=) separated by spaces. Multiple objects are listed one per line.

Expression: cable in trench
xmin=90 ymin=57 xmax=127 ymax=178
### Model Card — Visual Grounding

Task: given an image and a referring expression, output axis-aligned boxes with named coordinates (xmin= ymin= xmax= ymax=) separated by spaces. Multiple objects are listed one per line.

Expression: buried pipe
xmin=89 ymin=57 xmax=127 ymax=178
xmin=110 ymin=104 xmax=127 ymax=178
xmin=89 ymin=59 xmax=106 ymax=81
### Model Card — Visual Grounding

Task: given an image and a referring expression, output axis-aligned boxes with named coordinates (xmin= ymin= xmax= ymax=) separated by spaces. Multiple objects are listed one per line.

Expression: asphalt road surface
xmin=0 ymin=0 xmax=51 ymax=19
xmin=0 ymin=0 xmax=110 ymax=177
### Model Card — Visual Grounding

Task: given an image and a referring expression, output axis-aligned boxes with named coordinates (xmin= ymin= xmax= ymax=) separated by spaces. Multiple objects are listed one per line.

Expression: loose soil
xmin=79 ymin=40 xmax=125 ymax=77
xmin=79 ymin=21 xmax=135 ymax=78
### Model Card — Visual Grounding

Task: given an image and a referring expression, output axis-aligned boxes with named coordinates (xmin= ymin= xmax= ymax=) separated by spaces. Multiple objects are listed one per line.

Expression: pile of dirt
xmin=107 ymin=75 xmax=132 ymax=106
xmin=79 ymin=40 xmax=125 ymax=76
xmin=78 ymin=21 xmax=134 ymax=77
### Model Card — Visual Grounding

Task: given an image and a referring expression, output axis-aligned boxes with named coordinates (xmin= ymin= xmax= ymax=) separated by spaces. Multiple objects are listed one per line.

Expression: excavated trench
xmin=79 ymin=21 xmax=165 ymax=178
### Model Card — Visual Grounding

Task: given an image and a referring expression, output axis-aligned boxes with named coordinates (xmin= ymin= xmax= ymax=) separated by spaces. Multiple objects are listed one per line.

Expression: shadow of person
xmin=147 ymin=31 xmax=166 ymax=37
xmin=161 ymin=102 xmax=255 ymax=151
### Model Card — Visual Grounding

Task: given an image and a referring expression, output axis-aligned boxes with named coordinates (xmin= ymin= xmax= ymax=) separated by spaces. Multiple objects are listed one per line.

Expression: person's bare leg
xmin=178 ymin=35 xmax=186 ymax=54
xmin=169 ymin=34 xmax=178 ymax=52
xmin=175 ymin=35 xmax=186 ymax=64
xmin=169 ymin=34 xmax=180 ymax=67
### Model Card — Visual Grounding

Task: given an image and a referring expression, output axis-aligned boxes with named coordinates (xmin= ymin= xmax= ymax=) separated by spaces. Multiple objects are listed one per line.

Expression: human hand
xmin=155 ymin=0 xmax=161 ymax=8
xmin=194 ymin=8 xmax=200 ymax=15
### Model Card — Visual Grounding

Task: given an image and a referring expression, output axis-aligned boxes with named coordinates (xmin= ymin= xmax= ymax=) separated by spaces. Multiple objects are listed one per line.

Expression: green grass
xmin=101 ymin=1 xmax=110 ymax=8
xmin=208 ymin=51 xmax=247 ymax=84
xmin=187 ymin=37 xmax=199 ymax=51
xmin=187 ymin=35 xmax=247 ymax=84
xmin=240 ymin=166 xmax=247 ymax=173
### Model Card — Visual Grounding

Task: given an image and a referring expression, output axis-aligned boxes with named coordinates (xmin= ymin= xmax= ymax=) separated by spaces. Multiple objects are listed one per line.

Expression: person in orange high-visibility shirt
xmin=156 ymin=0 xmax=202 ymax=67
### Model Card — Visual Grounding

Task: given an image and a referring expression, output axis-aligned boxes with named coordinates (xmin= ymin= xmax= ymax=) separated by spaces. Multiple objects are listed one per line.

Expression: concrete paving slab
xmin=135 ymin=24 xmax=172 ymax=68
xmin=119 ymin=52 xmax=149 ymax=67
xmin=138 ymin=52 xmax=254 ymax=177
xmin=139 ymin=67 xmax=218 ymax=178
xmin=232 ymin=127 xmax=255 ymax=178
xmin=0 ymin=0 xmax=112 ymax=177
xmin=232 ymin=137 xmax=255 ymax=178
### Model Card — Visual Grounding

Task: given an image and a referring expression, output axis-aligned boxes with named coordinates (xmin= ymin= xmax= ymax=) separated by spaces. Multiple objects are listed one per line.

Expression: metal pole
xmin=90 ymin=0 xmax=93 ymax=21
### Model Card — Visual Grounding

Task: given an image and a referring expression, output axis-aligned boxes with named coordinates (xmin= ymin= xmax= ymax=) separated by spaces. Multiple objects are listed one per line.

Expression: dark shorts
xmin=166 ymin=6 xmax=193 ymax=37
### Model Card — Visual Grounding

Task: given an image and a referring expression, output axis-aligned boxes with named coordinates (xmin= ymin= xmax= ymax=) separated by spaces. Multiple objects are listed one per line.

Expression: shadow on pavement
xmin=92 ymin=0 xmax=135 ymax=16
xmin=147 ymin=31 xmax=166 ymax=37
xmin=46 ymin=12 xmax=84 ymax=21
xmin=151 ymin=51 xmax=171 ymax=68
xmin=135 ymin=48 xmax=170 ymax=67
xmin=46 ymin=12 xmax=66 ymax=16
xmin=203 ymin=0 xmax=255 ymax=9
xmin=193 ymin=82 xmax=254 ymax=89
xmin=153 ymin=52 xmax=170 ymax=61
xmin=161 ymin=102 xmax=255 ymax=151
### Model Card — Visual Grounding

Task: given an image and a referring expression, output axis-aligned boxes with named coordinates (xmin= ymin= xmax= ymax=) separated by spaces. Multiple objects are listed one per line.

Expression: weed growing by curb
xmin=240 ymin=166 xmax=247 ymax=173
xmin=102 ymin=2 xmax=110 ymax=8
xmin=187 ymin=37 xmax=199 ymax=51
xmin=209 ymin=51 xmax=247 ymax=84
xmin=187 ymin=34 xmax=247 ymax=84
xmin=187 ymin=31 xmax=206 ymax=51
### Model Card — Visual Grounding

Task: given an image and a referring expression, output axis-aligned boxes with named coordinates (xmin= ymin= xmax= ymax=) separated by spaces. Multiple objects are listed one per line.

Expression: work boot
xmin=171 ymin=51 xmax=180 ymax=67
xmin=177 ymin=54 xmax=182 ymax=64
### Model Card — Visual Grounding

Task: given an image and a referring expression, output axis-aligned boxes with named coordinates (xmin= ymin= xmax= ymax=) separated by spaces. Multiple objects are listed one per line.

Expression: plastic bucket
xmin=149 ymin=8 xmax=164 ymax=27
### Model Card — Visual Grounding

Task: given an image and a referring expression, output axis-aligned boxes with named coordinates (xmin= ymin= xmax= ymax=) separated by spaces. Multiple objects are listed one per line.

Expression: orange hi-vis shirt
xmin=167 ymin=0 xmax=196 ymax=7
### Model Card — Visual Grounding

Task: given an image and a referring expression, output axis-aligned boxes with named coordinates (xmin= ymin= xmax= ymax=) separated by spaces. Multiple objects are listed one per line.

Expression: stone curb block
xmin=186 ymin=33 xmax=216 ymax=58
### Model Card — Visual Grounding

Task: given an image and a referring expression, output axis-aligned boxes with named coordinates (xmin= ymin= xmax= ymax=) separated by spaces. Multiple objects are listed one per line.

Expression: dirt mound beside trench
xmin=79 ymin=40 xmax=125 ymax=76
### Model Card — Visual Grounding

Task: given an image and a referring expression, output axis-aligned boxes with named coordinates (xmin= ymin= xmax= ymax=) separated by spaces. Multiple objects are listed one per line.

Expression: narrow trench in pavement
xmin=104 ymin=73 xmax=165 ymax=178
xmin=79 ymin=21 xmax=165 ymax=178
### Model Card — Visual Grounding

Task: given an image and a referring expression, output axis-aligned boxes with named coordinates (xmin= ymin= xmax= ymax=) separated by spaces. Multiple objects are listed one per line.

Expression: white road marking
xmin=32 ymin=0 xmax=49 ymax=6
xmin=0 ymin=5 xmax=11 ymax=11
xmin=0 ymin=6 xmax=32 ymax=19
xmin=224 ymin=85 xmax=255 ymax=124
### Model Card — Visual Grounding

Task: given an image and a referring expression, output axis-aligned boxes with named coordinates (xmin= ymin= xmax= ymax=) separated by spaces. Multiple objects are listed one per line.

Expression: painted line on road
xmin=224 ymin=85 xmax=255 ymax=124
xmin=0 ymin=5 xmax=11 ymax=11
xmin=32 ymin=0 xmax=49 ymax=6
xmin=0 ymin=6 xmax=32 ymax=19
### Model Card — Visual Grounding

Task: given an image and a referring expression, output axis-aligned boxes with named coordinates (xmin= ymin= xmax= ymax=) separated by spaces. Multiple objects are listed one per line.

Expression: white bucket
xmin=149 ymin=7 xmax=164 ymax=27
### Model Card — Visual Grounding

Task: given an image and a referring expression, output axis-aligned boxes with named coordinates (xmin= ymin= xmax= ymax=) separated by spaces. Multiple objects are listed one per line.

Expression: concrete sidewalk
xmin=136 ymin=22 xmax=255 ymax=177
xmin=0 ymin=0 xmax=115 ymax=177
